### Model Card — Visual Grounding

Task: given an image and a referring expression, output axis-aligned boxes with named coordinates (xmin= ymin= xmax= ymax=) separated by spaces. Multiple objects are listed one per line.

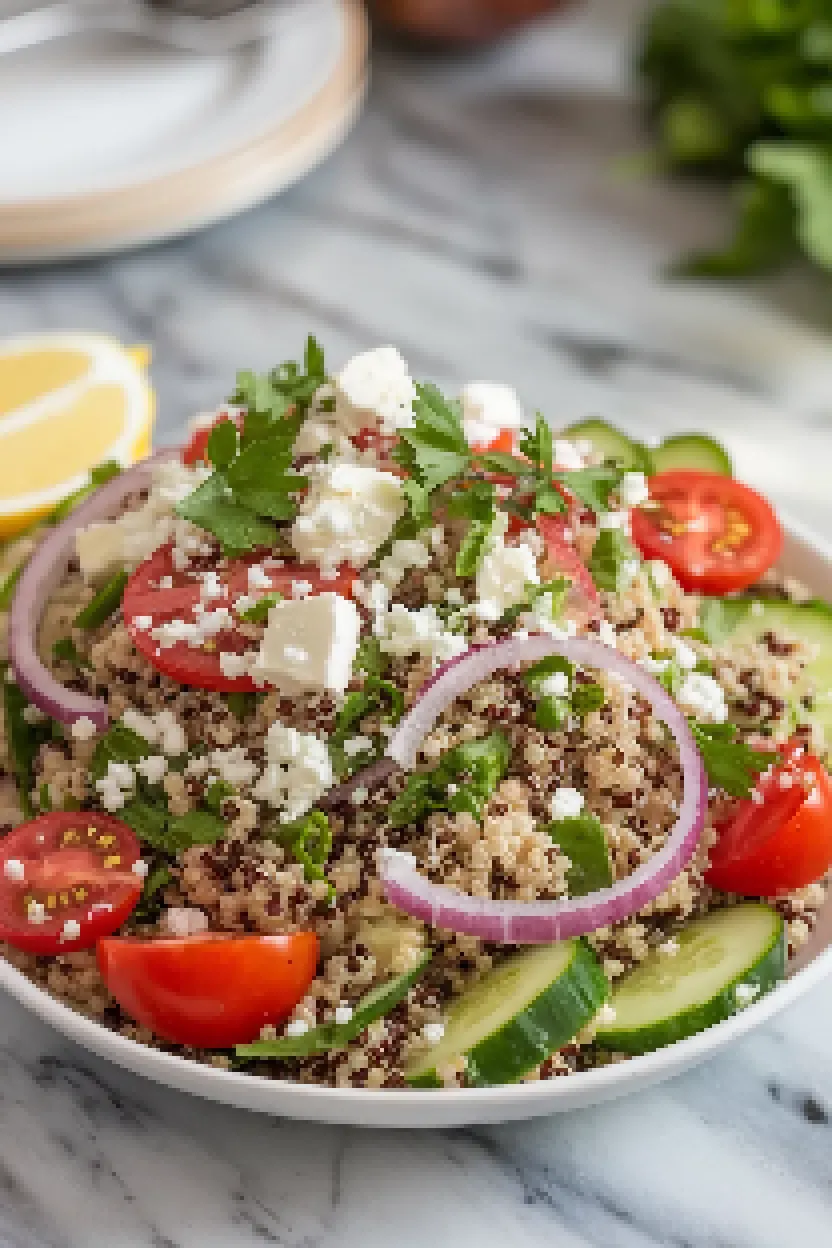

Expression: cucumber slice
xmin=652 ymin=433 xmax=733 ymax=476
xmin=594 ymin=903 xmax=785 ymax=1056
xmin=560 ymin=418 xmax=655 ymax=474
xmin=709 ymin=597 xmax=832 ymax=748
xmin=406 ymin=939 xmax=608 ymax=1088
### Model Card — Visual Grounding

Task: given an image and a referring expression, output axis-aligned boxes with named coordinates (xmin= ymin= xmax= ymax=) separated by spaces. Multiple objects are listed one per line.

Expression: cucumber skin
xmin=560 ymin=419 xmax=655 ymax=475
xmin=594 ymin=911 xmax=785 ymax=1057
xmin=652 ymin=433 xmax=733 ymax=477
xmin=408 ymin=940 xmax=609 ymax=1089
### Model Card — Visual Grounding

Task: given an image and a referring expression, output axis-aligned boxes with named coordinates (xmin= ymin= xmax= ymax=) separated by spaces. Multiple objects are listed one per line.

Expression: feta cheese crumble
xmin=378 ymin=604 xmax=467 ymax=666
xmin=461 ymin=381 xmax=526 ymax=447
xmin=291 ymin=461 xmax=405 ymax=573
xmin=3 ymin=858 xmax=25 ymax=882
xmin=475 ymin=532 xmax=539 ymax=622
xmin=254 ymin=721 xmax=334 ymax=822
xmin=550 ymin=787 xmax=585 ymax=820
xmin=334 ymin=346 xmax=416 ymax=436
xmin=677 ymin=672 xmax=728 ymax=723
xmin=70 ymin=716 xmax=97 ymax=742
xmin=252 ymin=592 xmax=360 ymax=695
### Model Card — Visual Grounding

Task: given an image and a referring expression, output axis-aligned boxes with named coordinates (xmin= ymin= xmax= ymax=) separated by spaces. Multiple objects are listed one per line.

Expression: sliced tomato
xmin=182 ymin=411 xmax=244 ymax=467
xmin=706 ymin=742 xmax=832 ymax=895
xmin=122 ymin=544 xmax=355 ymax=692
xmin=0 ymin=813 xmax=143 ymax=954
xmin=537 ymin=512 xmax=602 ymax=621
xmin=98 ymin=932 xmax=319 ymax=1047
xmin=630 ymin=470 xmax=782 ymax=595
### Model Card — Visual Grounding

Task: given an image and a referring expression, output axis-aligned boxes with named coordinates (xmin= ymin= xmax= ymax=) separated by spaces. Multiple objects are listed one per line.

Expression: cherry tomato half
xmin=630 ymin=471 xmax=782 ymax=595
xmin=537 ymin=512 xmax=602 ymax=622
xmin=706 ymin=742 xmax=832 ymax=896
xmin=122 ymin=543 xmax=355 ymax=693
xmin=98 ymin=932 xmax=320 ymax=1047
xmin=0 ymin=812 xmax=143 ymax=954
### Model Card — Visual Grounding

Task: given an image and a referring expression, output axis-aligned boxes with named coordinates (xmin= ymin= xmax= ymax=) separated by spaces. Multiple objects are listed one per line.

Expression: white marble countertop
xmin=3 ymin=3 xmax=832 ymax=1243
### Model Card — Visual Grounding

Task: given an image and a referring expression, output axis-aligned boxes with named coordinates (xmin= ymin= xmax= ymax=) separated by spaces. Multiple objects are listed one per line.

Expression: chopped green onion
xmin=74 ymin=569 xmax=128 ymax=630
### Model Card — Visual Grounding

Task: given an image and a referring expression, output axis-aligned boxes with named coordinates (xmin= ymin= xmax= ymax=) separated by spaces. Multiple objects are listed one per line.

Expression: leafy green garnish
xmin=52 ymin=637 xmax=92 ymax=670
xmin=236 ymin=951 xmax=433 ymax=1061
xmin=546 ymin=812 xmax=613 ymax=896
xmin=46 ymin=460 xmax=122 ymax=525
xmin=176 ymin=338 xmax=324 ymax=555
xmin=447 ymin=479 xmax=497 ymax=579
xmin=638 ymin=0 xmax=832 ymax=276
xmin=3 ymin=678 xmax=55 ymax=818
xmin=690 ymin=720 xmax=778 ymax=798
xmin=204 ymin=777 xmax=235 ymax=813
xmin=237 ymin=593 xmax=283 ymax=623
xmin=74 ymin=569 xmax=128 ymax=630
xmin=394 ymin=383 xmax=471 ymax=493
xmin=588 ymin=527 xmax=640 ymax=594
xmin=499 ymin=576 xmax=571 ymax=630
xmin=0 ymin=560 xmax=24 ymax=611
xmin=39 ymin=781 xmax=52 ymax=813
xmin=90 ymin=721 xmax=155 ymax=782
xmin=271 ymin=810 xmax=334 ymax=896
xmin=120 ymin=801 xmax=227 ymax=854
xmin=226 ymin=690 xmax=261 ymax=720
xmin=388 ymin=731 xmax=510 ymax=828
xmin=132 ymin=863 xmax=173 ymax=925
xmin=329 ymin=681 xmax=404 ymax=779
xmin=571 ymin=682 xmax=606 ymax=718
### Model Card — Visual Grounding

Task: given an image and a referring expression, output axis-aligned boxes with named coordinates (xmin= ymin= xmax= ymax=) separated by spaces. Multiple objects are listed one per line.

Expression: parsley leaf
xmin=74 ymin=569 xmax=128 ymax=630
xmin=132 ymin=863 xmax=173 ymax=925
xmin=545 ymin=812 xmax=612 ymax=896
xmin=52 ymin=637 xmax=92 ymax=670
xmin=388 ymin=731 xmax=510 ymax=828
xmin=447 ymin=479 xmax=497 ymax=579
xmin=690 ymin=720 xmax=778 ymax=798
xmin=90 ymin=721 xmax=154 ymax=782
xmin=588 ymin=527 xmax=640 ymax=593
xmin=237 ymin=592 xmax=283 ymax=623
xmin=3 ymin=678 xmax=54 ymax=818
xmin=177 ymin=340 xmax=325 ymax=554
xmin=394 ymin=383 xmax=471 ymax=493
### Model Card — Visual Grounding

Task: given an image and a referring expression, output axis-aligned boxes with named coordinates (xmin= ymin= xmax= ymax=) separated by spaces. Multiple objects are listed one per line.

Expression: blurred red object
xmin=371 ymin=0 xmax=571 ymax=43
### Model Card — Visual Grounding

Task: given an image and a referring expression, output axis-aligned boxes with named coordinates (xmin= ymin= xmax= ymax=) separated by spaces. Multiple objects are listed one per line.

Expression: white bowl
xmin=3 ymin=516 xmax=832 ymax=1128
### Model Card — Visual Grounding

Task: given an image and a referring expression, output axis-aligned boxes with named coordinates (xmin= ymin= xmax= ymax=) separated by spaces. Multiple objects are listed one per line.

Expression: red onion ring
xmin=380 ymin=636 xmax=707 ymax=943
xmin=8 ymin=450 xmax=180 ymax=731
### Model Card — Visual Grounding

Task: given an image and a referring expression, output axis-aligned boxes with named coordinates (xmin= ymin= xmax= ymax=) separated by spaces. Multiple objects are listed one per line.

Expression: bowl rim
xmin=3 ymin=510 xmax=832 ymax=1120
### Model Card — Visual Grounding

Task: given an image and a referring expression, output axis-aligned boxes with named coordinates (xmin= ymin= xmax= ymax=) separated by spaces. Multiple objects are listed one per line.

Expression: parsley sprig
xmin=690 ymin=720 xmax=778 ymax=799
xmin=176 ymin=337 xmax=325 ymax=555
xmin=390 ymin=391 xmax=626 ymax=576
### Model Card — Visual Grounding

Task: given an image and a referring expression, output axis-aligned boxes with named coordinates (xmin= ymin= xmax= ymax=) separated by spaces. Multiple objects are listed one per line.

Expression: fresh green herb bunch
xmin=639 ymin=0 xmax=832 ymax=275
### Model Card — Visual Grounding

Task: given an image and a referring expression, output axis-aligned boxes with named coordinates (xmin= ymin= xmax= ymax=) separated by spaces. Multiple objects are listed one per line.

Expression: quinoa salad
xmin=2 ymin=340 xmax=831 ymax=1091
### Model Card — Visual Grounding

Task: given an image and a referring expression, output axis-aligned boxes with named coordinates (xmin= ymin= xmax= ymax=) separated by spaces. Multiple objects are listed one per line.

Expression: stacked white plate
xmin=0 ymin=0 xmax=368 ymax=262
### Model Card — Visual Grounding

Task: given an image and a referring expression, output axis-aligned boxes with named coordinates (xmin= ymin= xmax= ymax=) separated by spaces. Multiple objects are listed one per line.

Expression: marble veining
xmin=2 ymin=1 xmax=832 ymax=1243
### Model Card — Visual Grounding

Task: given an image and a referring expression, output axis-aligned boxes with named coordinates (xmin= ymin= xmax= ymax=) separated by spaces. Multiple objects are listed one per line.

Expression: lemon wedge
xmin=0 ymin=332 xmax=155 ymax=539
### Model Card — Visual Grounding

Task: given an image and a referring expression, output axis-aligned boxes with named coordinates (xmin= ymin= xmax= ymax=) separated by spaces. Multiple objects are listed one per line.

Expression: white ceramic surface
xmin=0 ymin=0 xmax=367 ymax=261
xmin=3 ymin=517 xmax=831 ymax=1129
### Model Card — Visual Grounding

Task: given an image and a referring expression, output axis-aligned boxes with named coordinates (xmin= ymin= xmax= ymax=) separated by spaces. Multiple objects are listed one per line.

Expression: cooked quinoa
xmin=1 ymin=343 xmax=828 ymax=1089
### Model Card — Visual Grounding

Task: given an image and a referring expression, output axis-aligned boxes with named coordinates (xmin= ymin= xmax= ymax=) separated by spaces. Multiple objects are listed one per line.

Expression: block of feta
xmin=475 ymin=539 xmax=539 ymax=622
xmin=677 ymin=672 xmax=728 ymax=723
xmin=254 ymin=721 xmax=334 ymax=821
xmin=334 ymin=346 xmax=416 ymax=436
xmin=461 ymin=381 xmax=526 ymax=447
xmin=252 ymin=592 xmax=360 ymax=695
xmin=75 ymin=460 xmax=207 ymax=583
xmin=291 ymin=461 xmax=405 ymax=574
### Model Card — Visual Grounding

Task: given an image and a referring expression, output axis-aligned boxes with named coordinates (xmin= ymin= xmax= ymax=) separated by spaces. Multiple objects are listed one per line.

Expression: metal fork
xmin=0 ymin=0 xmax=295 ymax=56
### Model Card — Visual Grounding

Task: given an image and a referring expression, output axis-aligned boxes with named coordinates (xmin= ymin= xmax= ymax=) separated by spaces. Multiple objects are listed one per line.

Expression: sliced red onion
xmin=8 ymin=450 xmax=180 ymax=731
xmin=380 ymin=636 xmax=707 ymax=944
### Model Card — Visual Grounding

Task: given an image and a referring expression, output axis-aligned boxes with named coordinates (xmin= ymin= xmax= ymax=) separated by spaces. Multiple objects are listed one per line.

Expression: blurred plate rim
xmin=0 ymin=0 xmax=368 ymax=264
